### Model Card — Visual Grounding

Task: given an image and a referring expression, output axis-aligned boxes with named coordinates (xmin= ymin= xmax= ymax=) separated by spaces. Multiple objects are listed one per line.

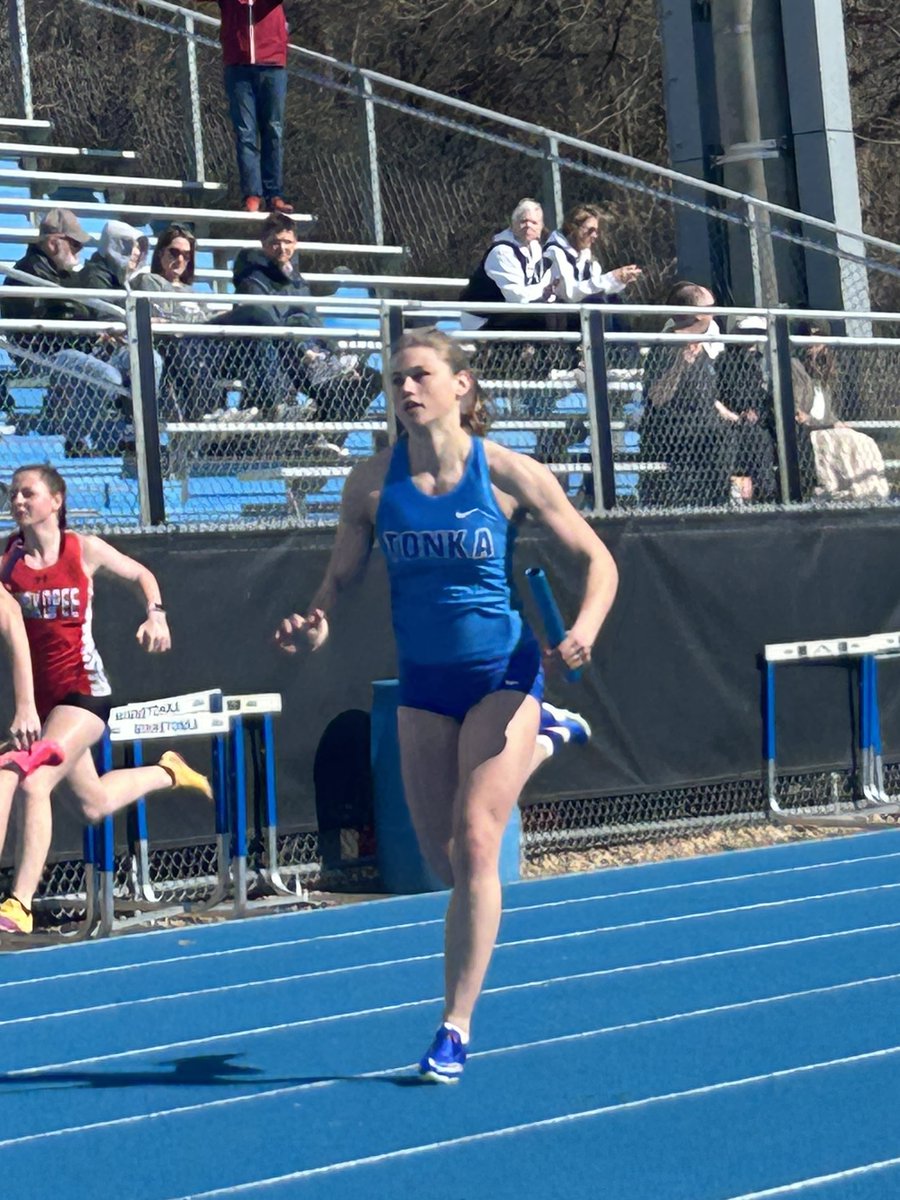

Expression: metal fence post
xmin=356 ymin=71 xmax=384 ymax=245
xmin=746 ymin=199 xmax=779 ymax=307
xmin=174 ymin=8 xmax=206 ymax=183
xmin=769 ymin=312 xmax=802 ymax=504
xmin=126 ymin=297 xmax=166 ymax=525
xmin=380 ymin=304 xmax=402 ymax=442
xmin=6 ymin=0 xmax=33 ymax=121
xmin=581 ymin=308 xmax=617 ymax=513
xmin=541 ymin=134 xmax=563 ymax=234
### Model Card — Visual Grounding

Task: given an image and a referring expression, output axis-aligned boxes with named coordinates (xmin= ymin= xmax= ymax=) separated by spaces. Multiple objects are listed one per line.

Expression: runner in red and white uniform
xmin=4 ymin=519 xmax=113 ymax=722
xmin=0 ymin=464 xmax=212 ymax=936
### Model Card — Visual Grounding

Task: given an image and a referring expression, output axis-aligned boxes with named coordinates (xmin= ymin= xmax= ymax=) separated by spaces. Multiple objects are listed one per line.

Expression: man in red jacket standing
xmin=199 ymin=0 xmax=293 ymax=213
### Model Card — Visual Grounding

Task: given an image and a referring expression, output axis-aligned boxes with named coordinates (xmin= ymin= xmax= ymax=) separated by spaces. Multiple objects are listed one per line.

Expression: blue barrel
xmin=370 ymin=679 xmax=521 ymax=894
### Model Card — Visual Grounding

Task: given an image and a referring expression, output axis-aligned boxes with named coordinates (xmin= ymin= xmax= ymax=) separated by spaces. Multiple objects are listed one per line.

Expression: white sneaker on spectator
xmin=310 ymin=436 xmax=349 ymax=458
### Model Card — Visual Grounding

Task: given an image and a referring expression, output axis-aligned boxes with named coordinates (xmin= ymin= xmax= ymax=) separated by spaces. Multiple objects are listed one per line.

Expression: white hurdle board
xmin=765 ymin=631 xmax=900 ymax=663
xmin=108 ymin=689 xmax=228 ymax=743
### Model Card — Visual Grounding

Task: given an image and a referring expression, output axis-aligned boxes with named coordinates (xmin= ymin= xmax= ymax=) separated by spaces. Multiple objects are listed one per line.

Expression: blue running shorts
xmin=398 ymin=632 xmax=544 ymax=721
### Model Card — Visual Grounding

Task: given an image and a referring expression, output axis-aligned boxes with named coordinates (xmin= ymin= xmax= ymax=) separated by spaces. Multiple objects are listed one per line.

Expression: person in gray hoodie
xmin=48 ymin=221 xmax=161 ymax=455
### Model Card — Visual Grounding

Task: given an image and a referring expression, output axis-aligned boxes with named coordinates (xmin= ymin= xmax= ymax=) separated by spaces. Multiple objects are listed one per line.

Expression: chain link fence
xmin=2 ymin=297 xmax=900 ymax=529
xmin=7 ymin=759 xmax=896 ymax=917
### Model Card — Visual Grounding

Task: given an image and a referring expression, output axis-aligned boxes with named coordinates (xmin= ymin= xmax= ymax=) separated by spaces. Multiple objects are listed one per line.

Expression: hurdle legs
xmin=766 ymin=645 xmax=900 ymax=828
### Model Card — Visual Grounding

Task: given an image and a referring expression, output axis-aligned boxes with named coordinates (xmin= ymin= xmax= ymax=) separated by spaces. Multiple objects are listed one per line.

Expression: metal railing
xmin=4 ymin=0 xmax=900 ymax=309
xmin=0 ymin=288 xmax=898 ymax=529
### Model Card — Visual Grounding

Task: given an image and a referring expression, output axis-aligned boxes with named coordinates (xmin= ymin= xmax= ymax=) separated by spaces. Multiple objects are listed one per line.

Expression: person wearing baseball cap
xmin=1 ymin=208 xmax=92 ymax=329
xmin=38 ymin=208 xmax=91 ymax=247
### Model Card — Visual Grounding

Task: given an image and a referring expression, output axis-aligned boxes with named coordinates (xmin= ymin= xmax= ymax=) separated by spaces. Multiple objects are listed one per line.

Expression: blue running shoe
xmin=539 ymin=702 xmax=591 ymax=756
xmin=419 ymin=1024 xmax=467 ymax=1083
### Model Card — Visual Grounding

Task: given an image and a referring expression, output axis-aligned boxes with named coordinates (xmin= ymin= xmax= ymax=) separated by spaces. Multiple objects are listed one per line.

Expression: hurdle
xmin=97 ymin=688 xmax=306 ymax=933
xmin=97 ymin=688 xmax=230 ymax=934
xmin=765 ymin=631 xmax=900 ymax=828
xmin=223 ymin=693 xmax=309 ymax=907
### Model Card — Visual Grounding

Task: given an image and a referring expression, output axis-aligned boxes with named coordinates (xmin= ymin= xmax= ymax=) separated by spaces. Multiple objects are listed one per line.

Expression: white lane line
xmin=4 ymin=847 xmax=900 ymax=990
xmin=8 ymin=918 xmax=900 ymax=1074
xmin=721 ymin=1156 xmax=900 ymax=1198
xmin=6 ymin=883 xmax=900 ymax=1028
xmin=3 ymin=967 xmax=899 ymax=1151
xmin=163 ymin=1043 xmax=900 ymax=1198
xmin=507 ymin=849 xmax=900 ymax=916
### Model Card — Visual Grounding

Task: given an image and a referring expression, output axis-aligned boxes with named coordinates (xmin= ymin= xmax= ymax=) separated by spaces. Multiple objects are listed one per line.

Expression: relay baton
xmin=525 ymin=566 xmax=581 ymax=682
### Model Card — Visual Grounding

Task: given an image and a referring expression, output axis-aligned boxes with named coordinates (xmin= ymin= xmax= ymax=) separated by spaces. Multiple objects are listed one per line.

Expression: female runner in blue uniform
xmin=276 ymin=329 xmax=618 ymax=1082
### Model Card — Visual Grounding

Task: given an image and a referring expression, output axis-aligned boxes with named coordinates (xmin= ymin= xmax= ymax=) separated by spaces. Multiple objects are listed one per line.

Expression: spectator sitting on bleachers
xmin=205 ymin=213 xmax=380 ymax=437
xmin=544 ymin=203 xmax=642 ymax=315
xmin=231 ymin=210 xmax=312 ymax=318
xmin=459 ymin=198 xmax=556 ymax=333
xmin=141 ymin=225 xmax=205 ymax=323
xmin=0 ymin=211 xmax=143 ymax=455
xmin=460 ymin=196 xmax=565 ymax=397
xmin=1 ymin=208 xmax=91 ymax=337
xmin=79 ymin=220 xmax=150 ymax=295
xmin=791 ymin=323 xmax=889 ymax=501
xmin=713 ymin=315 xmax=778 ymax=503
xmin=140 ymin=224 xmax=209 ymax=419
xmin=638 ymin=282 xmax=732 ymax=509
xmin=465 ymin=195 xmax=556 ymax=331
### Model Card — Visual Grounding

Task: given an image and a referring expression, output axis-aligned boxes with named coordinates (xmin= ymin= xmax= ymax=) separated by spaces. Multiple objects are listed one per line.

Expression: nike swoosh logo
xmin=455 ymin=508 xmax=491 ymax=519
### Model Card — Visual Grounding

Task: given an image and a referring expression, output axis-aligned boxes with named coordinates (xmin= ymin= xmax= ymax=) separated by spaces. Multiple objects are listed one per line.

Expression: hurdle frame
xmin=97 ymin=688 xmax=308 ymax=933
xmin=765 ymin=631 xmax=900 ymax=828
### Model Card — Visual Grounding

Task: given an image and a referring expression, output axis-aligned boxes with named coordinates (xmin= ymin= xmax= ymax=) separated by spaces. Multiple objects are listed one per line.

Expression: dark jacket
xmin=0 ymin=244 xmax=87 ymax=324
xmin=79 ymin=252 xmax=123 ymax=296
xmin=216 ymin=0 xmax=288 ymax=67
xmin=232 ymin=248 xmax=311 ymax=325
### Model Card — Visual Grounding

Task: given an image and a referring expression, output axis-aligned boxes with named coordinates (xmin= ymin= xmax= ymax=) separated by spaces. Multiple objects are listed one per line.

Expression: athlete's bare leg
xmin=397 ymin=706 xmax=459 ymax=886
xmin=398 ymin=692 xmax=539 ymax=1040
xmin=10 ymin=705 xmax=173 ymax=908
xmin=442 ymin=691 xmax=539 ymax=1036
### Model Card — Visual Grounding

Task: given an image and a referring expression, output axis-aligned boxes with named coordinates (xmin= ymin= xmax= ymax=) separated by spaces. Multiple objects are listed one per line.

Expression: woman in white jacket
xmin=544 ymin=204 xmax=641 ymax=306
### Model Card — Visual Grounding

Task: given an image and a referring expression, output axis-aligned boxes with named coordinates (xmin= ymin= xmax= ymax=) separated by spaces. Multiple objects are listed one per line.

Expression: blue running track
xmin=3 ymin=830 xmax=900 ymax=1198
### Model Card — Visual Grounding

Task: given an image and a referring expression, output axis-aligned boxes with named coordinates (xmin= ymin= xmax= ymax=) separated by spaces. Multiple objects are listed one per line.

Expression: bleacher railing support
xmin=581 ymin=307 xmax=617 ymax=513
xmin=174 ymin=7 xmax=206 ymax=184
xmin=382 ymin=304 xmax=403 ymax=442
xmin=5 ymin=0 xmax=32 ymax=122
xmin=540 ymin=134 xmax=564 ymax=234
xmin=355 ymin=70 xmax=384 ymax=246
xmin=127 ymin=295 xmax=166 ymax=525
xmin=769 ymin=312 xmax=803 ymax=504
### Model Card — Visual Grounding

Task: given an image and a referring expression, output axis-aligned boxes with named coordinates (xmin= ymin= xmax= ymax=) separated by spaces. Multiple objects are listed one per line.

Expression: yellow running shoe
xmin=0 ymin=895 xmax=33 ymax=934
xmin=158 ymin=750 xmax=213 ymax=800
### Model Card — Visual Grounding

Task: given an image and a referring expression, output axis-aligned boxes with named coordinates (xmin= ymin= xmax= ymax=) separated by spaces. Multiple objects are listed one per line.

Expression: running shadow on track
xmin=0 ymin=1054 xmax=298 ymax=1093
xmin=0 ymin=1055 xmax=428 ymax=1093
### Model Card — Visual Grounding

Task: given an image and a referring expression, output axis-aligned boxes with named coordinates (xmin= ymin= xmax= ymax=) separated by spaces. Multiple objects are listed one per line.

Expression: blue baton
xmin=525 ymin=566 xmax=581 ymax=682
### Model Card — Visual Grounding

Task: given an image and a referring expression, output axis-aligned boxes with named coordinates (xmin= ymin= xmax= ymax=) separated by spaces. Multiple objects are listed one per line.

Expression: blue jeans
xmin=48 ymin=347 xmax=162 ymax=454
xmin=224 ymin=64 xmax=287 ymax=200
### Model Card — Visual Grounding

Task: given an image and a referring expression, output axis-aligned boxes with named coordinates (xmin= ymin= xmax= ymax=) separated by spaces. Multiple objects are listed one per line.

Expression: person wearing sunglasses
xmin=141 ymin=225 xmax=215 ymax=418
xmin=143 ymin=225 xmax=204 ymax=323
xmin=0 ymin=208 xmax=92 ymax=336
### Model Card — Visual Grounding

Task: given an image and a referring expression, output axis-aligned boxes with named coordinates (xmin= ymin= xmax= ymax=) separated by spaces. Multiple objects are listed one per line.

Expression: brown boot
xmin=268 ymin=196 xmax=294 ymax=214
xmin=243 ymin=195 xmax=262 ymax=213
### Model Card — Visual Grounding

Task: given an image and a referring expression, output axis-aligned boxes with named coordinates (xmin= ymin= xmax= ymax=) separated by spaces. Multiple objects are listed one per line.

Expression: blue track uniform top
xmin=375 ymin=437 xmax=523 ymax=667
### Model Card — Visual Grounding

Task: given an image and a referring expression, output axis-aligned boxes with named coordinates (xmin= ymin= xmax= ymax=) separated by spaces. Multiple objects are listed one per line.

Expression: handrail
xmin=86 ymin=0 xmax=900 ymax=262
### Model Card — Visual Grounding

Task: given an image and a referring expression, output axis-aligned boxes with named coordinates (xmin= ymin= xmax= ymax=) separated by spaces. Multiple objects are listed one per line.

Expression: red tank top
xmin=2 ymin=531 xmax=110 ymax=719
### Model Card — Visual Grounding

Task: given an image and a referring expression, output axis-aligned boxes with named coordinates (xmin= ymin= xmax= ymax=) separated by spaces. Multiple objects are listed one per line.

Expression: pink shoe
xmin=0 ymin=739 xmax=65 ymax=776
